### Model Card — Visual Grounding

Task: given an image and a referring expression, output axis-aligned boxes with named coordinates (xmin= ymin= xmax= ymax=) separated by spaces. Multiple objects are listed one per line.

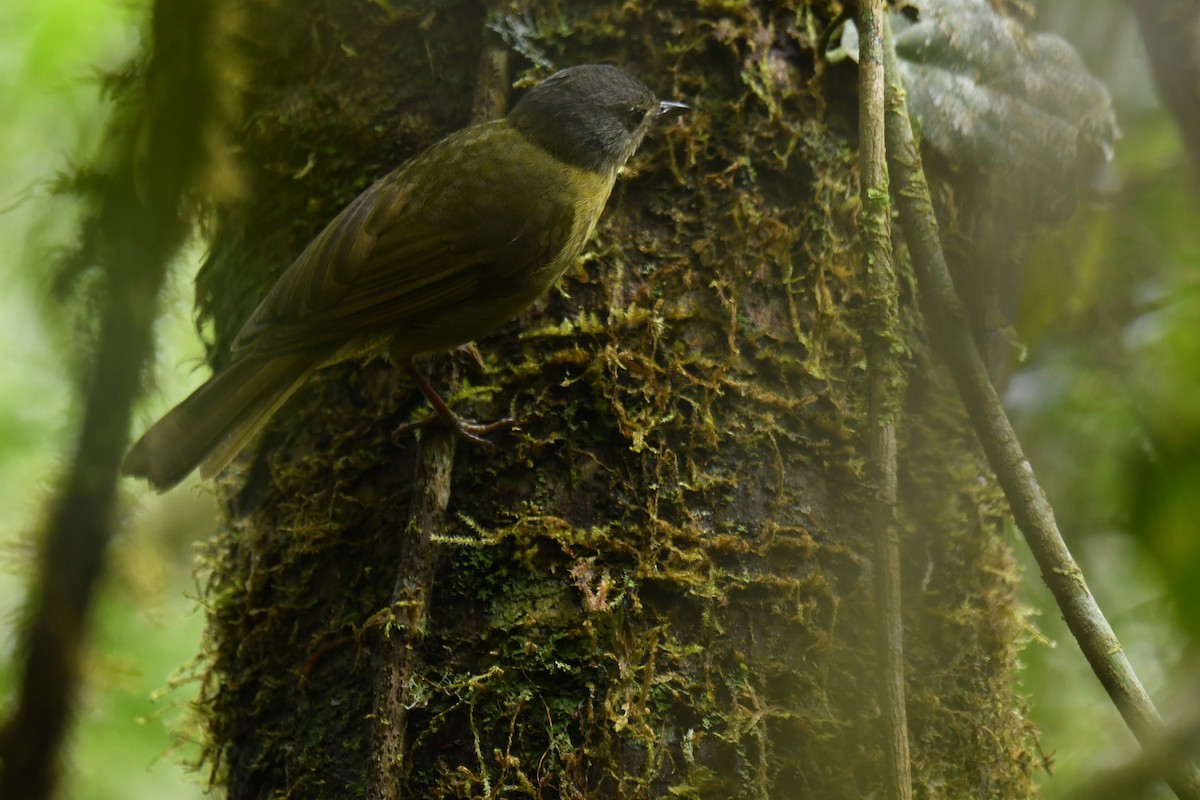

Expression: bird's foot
xmin=391 ymin=412 xmax=515 ymax=447
xmin=393 ymin=359 xmax=515 ymax=447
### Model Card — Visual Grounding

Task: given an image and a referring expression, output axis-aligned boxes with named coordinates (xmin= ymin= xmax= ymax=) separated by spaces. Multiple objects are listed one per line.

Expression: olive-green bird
xmin=123 ymin=64 xmax=688 ymax=491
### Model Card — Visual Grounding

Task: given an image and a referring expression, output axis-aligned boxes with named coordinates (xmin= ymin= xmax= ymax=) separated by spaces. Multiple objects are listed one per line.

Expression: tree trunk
xmin=192 ymin=1 xmax=1037 ymax=797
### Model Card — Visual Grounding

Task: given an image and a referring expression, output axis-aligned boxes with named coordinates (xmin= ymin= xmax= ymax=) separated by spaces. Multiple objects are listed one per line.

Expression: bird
xmin=123 ymin=64 xmax=689 ymax=491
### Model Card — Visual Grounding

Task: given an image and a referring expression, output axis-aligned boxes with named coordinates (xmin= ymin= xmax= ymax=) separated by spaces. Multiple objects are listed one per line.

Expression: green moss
xmin=191 ymin=0 xmax=1037 ymax=797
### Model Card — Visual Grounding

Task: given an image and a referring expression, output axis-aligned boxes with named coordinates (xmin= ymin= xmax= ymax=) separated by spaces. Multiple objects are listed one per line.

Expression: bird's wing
xmin=232 ymin=124 xmax=575 ymax=359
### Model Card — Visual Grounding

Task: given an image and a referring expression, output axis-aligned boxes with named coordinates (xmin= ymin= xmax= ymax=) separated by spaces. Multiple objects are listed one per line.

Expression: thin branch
xmin=856 ymin=2 xmax=912 ymax=799
xmin=366 ymin=415 xmax=457 ymax=800
xmin=1073 ymin=707 xmax=1200 ymax=800
xmin=878 ymin=13 xmax=1200 ymax=800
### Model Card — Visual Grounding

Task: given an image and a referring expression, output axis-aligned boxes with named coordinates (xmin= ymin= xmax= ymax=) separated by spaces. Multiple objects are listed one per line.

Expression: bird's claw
xmin=391 ymin=414 xmax=515 ymax=448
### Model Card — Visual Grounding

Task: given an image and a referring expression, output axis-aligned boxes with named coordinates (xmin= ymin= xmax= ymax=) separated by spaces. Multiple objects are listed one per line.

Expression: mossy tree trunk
xmin=193 ymin=1 xmax=1037 ymax=797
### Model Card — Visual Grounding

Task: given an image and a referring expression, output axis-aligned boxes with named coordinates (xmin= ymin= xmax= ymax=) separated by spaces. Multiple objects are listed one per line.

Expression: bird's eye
xmin=627 ymin=106 xmax=647 ymax=128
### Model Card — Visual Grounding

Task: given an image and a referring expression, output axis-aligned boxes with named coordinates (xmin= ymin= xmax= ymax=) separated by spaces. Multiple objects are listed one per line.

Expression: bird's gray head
xmin=507 ymin=64 xmax=688 ymax=174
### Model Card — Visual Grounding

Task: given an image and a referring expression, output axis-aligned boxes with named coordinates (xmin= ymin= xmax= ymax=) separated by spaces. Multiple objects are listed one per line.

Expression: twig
xmin=1072 ymin=707 xmax=1200 ymax=800
xmin=366 ymin=414 xmax=457 ymax=800
xmin=856 ymin=2 xmax=912 ymax=799
xmin=878 ymin=14 xmax=1200 ymax=800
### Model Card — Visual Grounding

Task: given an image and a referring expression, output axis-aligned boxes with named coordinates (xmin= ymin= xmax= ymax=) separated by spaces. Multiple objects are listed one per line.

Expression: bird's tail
xmin=123 ymin=352 xmax=319 ymax=492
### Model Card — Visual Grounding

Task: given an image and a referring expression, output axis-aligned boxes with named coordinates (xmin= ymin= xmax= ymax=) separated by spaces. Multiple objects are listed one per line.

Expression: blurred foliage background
xmin=1014 ymin=2 xmax=1200 ymax=797
xmin=0 ymin=1 xmax=1195 ymax=798
xmin=0 ymin=1 xmax=214 ymax=797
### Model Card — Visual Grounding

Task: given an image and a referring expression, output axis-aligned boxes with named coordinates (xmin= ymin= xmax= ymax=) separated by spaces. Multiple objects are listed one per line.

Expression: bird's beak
xmin=657 ymin=100 xmax=691 ymax=119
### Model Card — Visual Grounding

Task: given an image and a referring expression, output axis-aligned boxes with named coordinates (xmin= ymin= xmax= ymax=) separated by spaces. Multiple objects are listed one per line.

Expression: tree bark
xmin=191 ymin=1 xmax=1038 ymax=797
